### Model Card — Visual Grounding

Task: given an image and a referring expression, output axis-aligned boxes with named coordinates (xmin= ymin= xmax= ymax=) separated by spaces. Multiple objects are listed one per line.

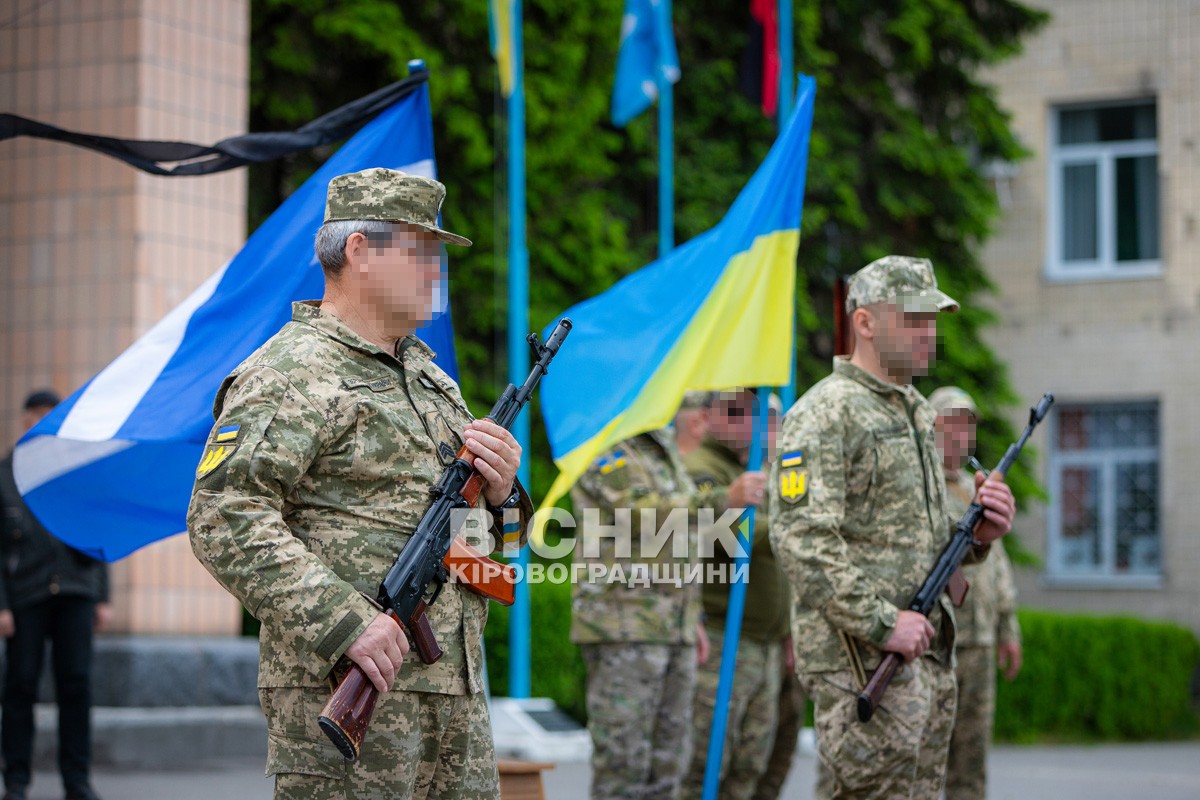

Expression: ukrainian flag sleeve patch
xmin=594 ymin=450 xmax=628 ymax=476
xmin=778 ymin=449 xmax=809 ymax=506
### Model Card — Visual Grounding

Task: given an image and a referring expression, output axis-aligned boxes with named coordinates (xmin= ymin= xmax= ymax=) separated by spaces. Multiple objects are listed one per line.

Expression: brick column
xmin=0 ymin=0 xmax=250 ymax=634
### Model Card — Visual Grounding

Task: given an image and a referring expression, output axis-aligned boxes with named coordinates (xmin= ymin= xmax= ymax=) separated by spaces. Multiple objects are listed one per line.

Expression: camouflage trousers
xmin=261 ymin=686 xmax=499 ymax=800
xmin=751 ymin=650 xmax=806 ymax=800
xmin=802 ymin=657 xmax=957 ymax=800
xmin=945 ymin=645 xmax=996 ymax=800
xmin=681 ymin=625 xmax=781 ymax=800
xmin=581 ymin=642 xmax=697 ymax=800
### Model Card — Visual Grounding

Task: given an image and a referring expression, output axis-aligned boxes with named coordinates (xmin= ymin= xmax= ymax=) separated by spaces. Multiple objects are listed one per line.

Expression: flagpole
xmin=658 ymin=0 xmax=674 ymax=258
xmin=507 ymin=0 xmax=532 ymax=700
xmin=701 ymin=390 xmax=769 ymax=800
xmin=778 ymin=0 xmax=797 ymax=411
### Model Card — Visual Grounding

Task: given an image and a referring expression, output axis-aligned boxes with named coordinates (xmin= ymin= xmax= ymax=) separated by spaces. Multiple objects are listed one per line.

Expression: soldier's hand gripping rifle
xmin=317 ymin=319 xmax=572 ymax=761
xmin=856 ymin=392 xmax=1053 ymax=723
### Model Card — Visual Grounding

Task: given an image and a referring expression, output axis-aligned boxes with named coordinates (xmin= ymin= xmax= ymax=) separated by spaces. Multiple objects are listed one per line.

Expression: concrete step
xmin=23 ymin=636 xmax=262 ymax=707
xmin=1 ymin=636 xmax=265 ymax=769
xmin=31 ymin=704 xmax=267 ymax=770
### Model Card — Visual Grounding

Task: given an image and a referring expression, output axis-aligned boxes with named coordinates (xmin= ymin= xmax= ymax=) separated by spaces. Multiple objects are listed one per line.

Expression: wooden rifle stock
xmin=439 ymin=440 xmax=517 ymax=605
xmin=856 ymin=652 xmax=901 ymax=722
xmin=444 ymin=536 xmax=516 ymax=606
xmin=452 ymin=440 xmax=486 ymax=506
xmin=318 ymin=606 xmax=438 ymax=761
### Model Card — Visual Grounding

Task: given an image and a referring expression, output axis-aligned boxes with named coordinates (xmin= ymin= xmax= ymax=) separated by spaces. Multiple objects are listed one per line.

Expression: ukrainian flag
xmin=780 ymin=450 xmax=803 ymax=468
xmin=489 ymin=0 xmax=514 ymax=97
xmin=538 ymin=75 xmax=816 ymax=513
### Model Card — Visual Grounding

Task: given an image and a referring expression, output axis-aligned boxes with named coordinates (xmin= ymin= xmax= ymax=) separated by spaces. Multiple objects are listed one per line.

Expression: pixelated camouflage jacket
xmin=946 ymin=470 xmax=1021 ymax=648
xmin=769 ymin=359 xmax=972 ymax=675
xmin=569 ymin=429 xmax=724 ymax=645
xmin=187 ymin=302 xmax=532 ymax=694
xmin=685 ymin=437 xmax=790 ymax=643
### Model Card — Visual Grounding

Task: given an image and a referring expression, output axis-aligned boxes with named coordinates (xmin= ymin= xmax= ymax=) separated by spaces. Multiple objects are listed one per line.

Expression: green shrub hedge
xmin=251 ymin=581 xmax=1200 ymax=742
xmin=994 ymin=609 xmax=1200 ymax=742
xmin=483 ymin=576 xmax=588 ymax=723
xmin=484 ymin=603 xmax=1200 ymax=740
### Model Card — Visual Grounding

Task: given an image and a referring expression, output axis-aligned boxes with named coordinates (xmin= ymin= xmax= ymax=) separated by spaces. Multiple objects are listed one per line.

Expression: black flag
xmin=0 ymin=71 xmax=428 ymax=176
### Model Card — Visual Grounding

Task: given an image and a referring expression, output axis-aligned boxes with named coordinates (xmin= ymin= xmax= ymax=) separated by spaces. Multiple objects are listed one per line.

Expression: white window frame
xmin=1044 ymin=402 xmax=1163 ymax=590
xmin=1045 ymin=99 xmax=1161 ymax=282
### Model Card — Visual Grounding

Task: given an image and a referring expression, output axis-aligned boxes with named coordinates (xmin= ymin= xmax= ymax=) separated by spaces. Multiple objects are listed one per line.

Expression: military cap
xmin=846 ymin=255 xmax=958 ymax=313
xmin=928 ymin=386 xmax=979 ymax=418
xmin=23 ymin=389 xmax=60 ymax=410
xmin=679 ymin=390 xmax=715 ymax=410
xmin=323 ymin=168 xmax=472 ymax=246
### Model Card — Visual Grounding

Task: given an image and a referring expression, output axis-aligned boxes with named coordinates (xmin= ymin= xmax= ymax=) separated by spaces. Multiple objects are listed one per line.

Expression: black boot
xmin=63 ymin=785 xmax=103 ymax=800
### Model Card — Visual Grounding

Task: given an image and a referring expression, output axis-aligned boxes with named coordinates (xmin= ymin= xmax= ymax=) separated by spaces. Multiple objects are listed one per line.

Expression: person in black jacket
xmin=1 ymin=390 xmax=111 ymax=800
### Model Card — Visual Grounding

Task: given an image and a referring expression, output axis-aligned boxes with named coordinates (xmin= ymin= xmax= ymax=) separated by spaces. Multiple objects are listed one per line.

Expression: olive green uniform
xmin=944 ymin=470 xmax=1020 ymax=800
xmin=188 ymin=302 xmax=531 ymax=800
xmin=680 ymin=438 xmax=790 ymax=800
xmin=570 ymin=430 xmax=710 ymax=800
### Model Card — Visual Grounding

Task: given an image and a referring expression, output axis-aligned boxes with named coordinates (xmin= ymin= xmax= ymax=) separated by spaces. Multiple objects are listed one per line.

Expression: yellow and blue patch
xmin=502 ymin=520 xmax=522 ymax=548
xmin=778 ymin=449 xmax=808 ymax=505
xmin=594 ymin=450 xmax=627 ymax=475
xmin=197 ymin=425 xmax=242 ymax=479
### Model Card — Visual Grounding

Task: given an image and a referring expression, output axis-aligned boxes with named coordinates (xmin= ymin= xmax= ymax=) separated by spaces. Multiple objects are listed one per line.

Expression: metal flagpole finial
xmin=408 ymin=59 xmax=427 ymax=75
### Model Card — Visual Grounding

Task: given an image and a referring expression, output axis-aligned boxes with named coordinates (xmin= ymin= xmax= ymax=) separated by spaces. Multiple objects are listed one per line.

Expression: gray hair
xmin=314 ymin=219 xmax=394 ymax=276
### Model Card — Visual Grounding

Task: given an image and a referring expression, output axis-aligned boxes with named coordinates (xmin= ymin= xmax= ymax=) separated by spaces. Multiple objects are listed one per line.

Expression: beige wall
xmin=980 ymin=0 xmax=1200 ymax=631
xmin=0 ymin=0 xmax=250 ymax=634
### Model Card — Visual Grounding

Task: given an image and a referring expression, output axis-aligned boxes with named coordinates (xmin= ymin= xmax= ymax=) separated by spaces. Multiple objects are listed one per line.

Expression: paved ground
xmin=25 ymin=741 xmax=1200 ymax=799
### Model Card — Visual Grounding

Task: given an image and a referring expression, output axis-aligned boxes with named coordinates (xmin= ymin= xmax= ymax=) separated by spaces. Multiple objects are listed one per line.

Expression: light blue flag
xmin=611 ymin=0 xmax=681 ymax=127
xmin=12 ymin=83 xmax=458 ymax=562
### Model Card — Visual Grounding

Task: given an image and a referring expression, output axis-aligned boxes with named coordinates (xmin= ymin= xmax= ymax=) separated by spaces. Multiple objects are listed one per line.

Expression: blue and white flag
xmin=12 ymin=83 xmax=458 ymax=562
xmin=611 ymin=0 xmax=680 ymax=127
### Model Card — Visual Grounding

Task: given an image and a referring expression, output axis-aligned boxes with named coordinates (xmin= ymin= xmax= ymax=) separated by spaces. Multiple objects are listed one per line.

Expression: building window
xmin=1047 ymin=100 xmax=1160 ymax=280
xmin=1047 ymin=402 xmax=1161 ymax=584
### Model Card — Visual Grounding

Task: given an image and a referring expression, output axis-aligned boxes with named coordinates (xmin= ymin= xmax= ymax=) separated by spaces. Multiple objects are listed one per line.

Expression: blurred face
xmin=346 ymin=222 xmax=443 ymax=335
xmin=865 ymin=303 xmax=938 ymax=382
xmin=935 ymin=408 xmax=976 ymax=471
xmin=673 ymin=407 xmax=708 ymax=444
xmin=708 ymin=390 xmax=757 ymax=456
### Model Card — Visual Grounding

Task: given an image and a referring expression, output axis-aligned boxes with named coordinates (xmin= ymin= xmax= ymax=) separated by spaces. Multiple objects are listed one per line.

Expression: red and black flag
xmin=738 ymin=0 xmax=780 ymax=117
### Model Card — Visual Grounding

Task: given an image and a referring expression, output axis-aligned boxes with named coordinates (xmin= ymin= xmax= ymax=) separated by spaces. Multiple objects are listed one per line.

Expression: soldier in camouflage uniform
xmin=768 ymin=256 xmax=1016 ymax=800
xmin=752 ymin=395 xmax=807 ymax=800
xmin=570 ymin=420 xmax=765 ymax=800
xmin=673 ymin=391 xmax=712 ymax=457
xmin=681 ymin=389 xmax=790 ymax=800
xmin=929 ymin=388 xmax=1022 ymax=800
xmin=187 ymin=168 xmax=533 ymax=800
